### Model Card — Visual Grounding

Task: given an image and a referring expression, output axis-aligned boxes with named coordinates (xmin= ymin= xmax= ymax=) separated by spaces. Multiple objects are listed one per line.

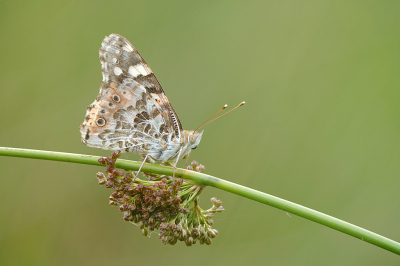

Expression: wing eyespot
xmin=112 ymin=95 xmax=121 ymax=103
xmin=96 ymin=118 xmax=106 ymax=127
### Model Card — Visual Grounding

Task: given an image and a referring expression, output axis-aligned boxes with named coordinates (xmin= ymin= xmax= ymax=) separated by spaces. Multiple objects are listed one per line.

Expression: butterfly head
xmin=188 ymin=130 xmax=204 ymax=150
xmin=181 ymin=130 xmax=203 ymax=152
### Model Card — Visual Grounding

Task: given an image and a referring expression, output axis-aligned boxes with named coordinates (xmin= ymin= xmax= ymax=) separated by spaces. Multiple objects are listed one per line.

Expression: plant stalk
xmin=0 ymin=147 xmax=399 ymax=255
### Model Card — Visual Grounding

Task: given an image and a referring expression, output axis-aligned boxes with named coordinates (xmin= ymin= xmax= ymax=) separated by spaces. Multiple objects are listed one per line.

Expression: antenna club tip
xmin=240 ymin=101 xmax=245 ymax=106
xmin=223 ymin=104 xmax=228 ymax=108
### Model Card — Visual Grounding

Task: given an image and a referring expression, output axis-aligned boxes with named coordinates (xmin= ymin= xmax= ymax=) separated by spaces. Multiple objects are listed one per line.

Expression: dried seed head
xmin=96 ymin=153 xmax=222 ymax=246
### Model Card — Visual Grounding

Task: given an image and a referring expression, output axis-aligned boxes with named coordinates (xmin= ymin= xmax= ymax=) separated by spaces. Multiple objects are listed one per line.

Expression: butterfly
xmin=79 ymin=33 xmax=204 ymax=175
xmin=79 ymin=34 xmax=244 ymax=176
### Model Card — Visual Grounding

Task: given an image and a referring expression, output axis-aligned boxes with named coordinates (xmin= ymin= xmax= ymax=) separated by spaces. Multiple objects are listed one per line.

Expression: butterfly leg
xmin=184 ymin=152 xmax=191 ymax=169
xmin=132 ymin=154 xmax=149 ymax=182
xmin=172 ymin=147 xmax=183 ymax=181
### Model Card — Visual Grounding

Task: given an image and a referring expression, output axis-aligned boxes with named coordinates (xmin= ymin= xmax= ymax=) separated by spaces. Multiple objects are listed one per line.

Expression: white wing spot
xmin=112 ymin=58 xmax=117 ymax=64
xmin=135 ymin=64 xmax=148 ymax=76
xmin=114 ymin=67 xmax=123 ymax=76
xmin=123 ymin=44 xmax=134 ymax=52
xmin=128 ymin=66 xmax=140 ymax=77
xmin=102 ymin=62 xmax=108 ymax=71
xmin=102 ymin=73 xmax=109 ymax=83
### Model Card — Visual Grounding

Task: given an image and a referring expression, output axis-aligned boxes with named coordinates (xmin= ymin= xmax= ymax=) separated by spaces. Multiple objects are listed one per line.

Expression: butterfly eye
xmin=112 ymin=95 xmax=121 ymax=103
xmin=96 ymin=118 xmax=106 ymax=127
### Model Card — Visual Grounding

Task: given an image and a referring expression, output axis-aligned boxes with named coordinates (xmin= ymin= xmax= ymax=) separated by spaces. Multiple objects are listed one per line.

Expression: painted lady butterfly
xmin=79 ymin=34 xmax=244 ymax=175
xmin=79 ymin=34 xmax=204 ymax=172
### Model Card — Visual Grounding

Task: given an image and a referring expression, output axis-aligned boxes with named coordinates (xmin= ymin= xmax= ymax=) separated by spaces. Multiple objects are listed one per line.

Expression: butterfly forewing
xmin=100 ymin=34 xmax=182 ymax=136
xmin=79 ymin=34 xmax=182 ymax=160
xmin=100 ymin=34 xmax=154 ymax=84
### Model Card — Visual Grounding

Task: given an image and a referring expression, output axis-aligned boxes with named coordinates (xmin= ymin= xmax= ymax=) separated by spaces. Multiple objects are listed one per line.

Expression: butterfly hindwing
xmin=80 ymin=79 xmax=177 ymax=158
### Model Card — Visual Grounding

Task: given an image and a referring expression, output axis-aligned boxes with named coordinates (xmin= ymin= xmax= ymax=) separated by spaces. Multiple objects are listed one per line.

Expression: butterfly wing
xmin=99 ymin=34 xmax=182 ymax=138
xmin=79 ymin=34 xmax=182 ymax=161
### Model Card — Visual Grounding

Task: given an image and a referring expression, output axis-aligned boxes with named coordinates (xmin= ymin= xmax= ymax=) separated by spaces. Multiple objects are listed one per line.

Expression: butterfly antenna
xmin=196 ymin=101 xmax=245 ymax=131
xmin=194 ymin=104 xmax=228 ymax=132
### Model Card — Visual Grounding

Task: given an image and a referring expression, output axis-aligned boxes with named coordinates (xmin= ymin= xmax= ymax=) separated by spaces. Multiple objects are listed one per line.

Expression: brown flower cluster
xmin=96 ymin=151 xmax=224 ymax=246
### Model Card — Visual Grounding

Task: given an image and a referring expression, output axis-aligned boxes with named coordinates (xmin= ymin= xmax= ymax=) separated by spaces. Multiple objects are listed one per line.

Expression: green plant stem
xmin=0 ymin=146 xmax=399 ymax=255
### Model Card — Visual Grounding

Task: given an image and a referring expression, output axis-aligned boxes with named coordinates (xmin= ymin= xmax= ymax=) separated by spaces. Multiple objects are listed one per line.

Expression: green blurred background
xmin=1 ymin=0 xmax=399 ymax=265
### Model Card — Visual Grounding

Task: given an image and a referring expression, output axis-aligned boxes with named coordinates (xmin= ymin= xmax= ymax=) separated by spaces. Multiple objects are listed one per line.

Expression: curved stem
xmin=0 ymin=147 xmax=399 ymax=255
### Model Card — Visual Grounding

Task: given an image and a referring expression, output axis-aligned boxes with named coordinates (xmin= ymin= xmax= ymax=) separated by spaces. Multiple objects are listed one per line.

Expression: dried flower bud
xmin=208 ymin=229 xmax=218 ymax=238
xmin=186 ymin=237 xmax=194 ymax=246
xmin=105 ymin=181 xmax=113 ymax=188
xmin=195 ymin=164 xmax=205 ymax=172
xmin=96 ymin=172 xmax=105 ymax=178
xmin=111 ymin=150 xmax=122 ymax=160
xmin=119 ymin=204 xmax=128 ymax=212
